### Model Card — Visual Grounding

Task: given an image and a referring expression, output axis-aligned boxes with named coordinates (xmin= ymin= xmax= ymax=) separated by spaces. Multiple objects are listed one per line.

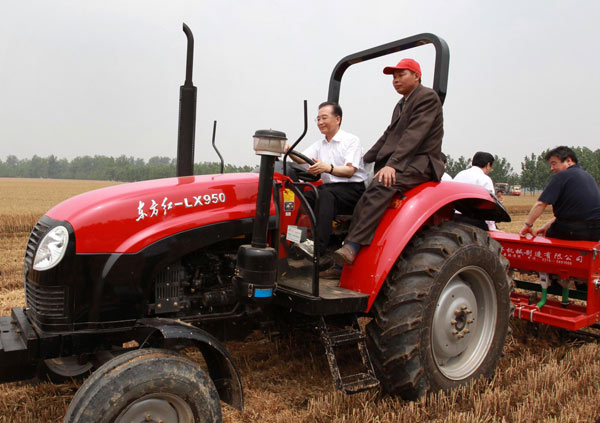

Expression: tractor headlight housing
xmin=33 ymin=226 xmax=69 ymax=271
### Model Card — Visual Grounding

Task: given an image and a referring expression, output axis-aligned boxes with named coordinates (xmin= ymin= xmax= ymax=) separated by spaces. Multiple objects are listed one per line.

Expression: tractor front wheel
xmin=64 ymin=348 xmax=222 ymax=423
xmin=366 ymin=222 xmax=511 ymax=400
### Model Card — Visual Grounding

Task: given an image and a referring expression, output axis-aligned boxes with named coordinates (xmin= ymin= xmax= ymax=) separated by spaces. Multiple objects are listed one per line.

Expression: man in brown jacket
xmin=333 ymin=58 xmax=444 ymax=265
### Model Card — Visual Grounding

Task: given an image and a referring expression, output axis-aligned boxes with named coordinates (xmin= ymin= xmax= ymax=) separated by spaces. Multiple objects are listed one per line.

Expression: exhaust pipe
xmin=176 ymin=23 xmax=197 ymax=177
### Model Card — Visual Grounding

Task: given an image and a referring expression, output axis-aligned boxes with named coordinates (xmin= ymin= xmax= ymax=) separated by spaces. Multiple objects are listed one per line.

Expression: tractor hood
xmin=46 ymin=173 xmax=266 ymax=254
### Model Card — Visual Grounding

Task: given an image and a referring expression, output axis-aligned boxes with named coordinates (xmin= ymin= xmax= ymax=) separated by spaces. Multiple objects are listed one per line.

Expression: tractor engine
xmin=148 ymin=249 xmax=238 ymax=316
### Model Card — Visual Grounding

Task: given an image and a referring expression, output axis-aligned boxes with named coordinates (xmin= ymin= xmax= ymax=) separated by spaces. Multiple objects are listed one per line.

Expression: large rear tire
xmin=64 ymin=348 xmax=222 ymax=423
xmin=366 ymin=222 xmax=511 ymax=400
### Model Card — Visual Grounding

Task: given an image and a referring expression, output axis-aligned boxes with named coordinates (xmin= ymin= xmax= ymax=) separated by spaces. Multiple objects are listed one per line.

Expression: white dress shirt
xmin=453 ymin=166 xmax=497 ymax=230
xmin=454 ymin=166 xmax=494 ymax=193
xmin=302 ymin=129 xmax=368 ymax=184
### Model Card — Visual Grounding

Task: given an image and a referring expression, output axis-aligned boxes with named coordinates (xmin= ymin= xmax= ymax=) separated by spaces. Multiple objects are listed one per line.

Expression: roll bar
xmin=327 ymin=33 xmax=449 ymax=105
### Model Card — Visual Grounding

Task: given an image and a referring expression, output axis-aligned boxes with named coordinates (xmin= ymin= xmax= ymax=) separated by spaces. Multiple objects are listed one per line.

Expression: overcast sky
xmin=1 ymin=1 xmax=599 ymax=171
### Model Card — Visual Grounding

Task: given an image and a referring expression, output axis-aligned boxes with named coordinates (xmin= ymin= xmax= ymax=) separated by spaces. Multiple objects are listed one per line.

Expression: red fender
xmin=338 ymin=181 xmax=503 ymax=311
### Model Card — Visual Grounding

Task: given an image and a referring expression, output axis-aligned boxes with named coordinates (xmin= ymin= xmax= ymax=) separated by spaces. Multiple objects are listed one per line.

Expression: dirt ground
xmin=0 ymin=178 xmax=599 ymax=422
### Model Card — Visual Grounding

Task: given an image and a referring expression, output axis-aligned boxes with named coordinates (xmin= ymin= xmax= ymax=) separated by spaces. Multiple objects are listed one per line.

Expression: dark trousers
xmin=304 ymin=182 xmax=365 ymax=251
xmin=547 ymin=219 xmax=600 ymax=241
xmin=346 ymin=166 xmax=432 ymax=245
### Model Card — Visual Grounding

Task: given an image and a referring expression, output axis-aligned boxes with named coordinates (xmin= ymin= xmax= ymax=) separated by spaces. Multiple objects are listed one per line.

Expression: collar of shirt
xmin=401 ymin=84 xmax=419 ymax=104
xmin=321 ymin=129 xmax=342 ymax=145
xmin=454 ymin=166 xmax=494 ymax=193
xmin=471 ymin=166 xmax=486 ymax=176
xmin=311 ymin=129 xmax=368 ymax=184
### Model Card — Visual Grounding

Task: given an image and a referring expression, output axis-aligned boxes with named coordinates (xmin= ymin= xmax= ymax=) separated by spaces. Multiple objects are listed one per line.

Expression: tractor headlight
xmin=33 ymin=226 xmax=69 ymax=271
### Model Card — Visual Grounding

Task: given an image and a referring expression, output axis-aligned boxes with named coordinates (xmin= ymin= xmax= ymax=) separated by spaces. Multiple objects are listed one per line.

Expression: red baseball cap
xmin=383 ymin=58 xmax=421 ymax=76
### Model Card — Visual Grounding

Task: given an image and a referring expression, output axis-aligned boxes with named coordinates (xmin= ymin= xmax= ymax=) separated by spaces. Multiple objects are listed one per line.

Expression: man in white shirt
xmin=453 ymin=151 xmax=497 ymax=230
xmin=288 ymin=102 xmax=367 ymax=277
xmin=454 ymin=152 xmax=494 ymax=190
xmin=441 ymin=152 xmax=453 ymax=181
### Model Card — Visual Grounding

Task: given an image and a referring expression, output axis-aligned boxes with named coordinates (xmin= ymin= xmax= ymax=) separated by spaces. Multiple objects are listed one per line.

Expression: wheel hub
xmin=116 ymin=394 xmax=194 ymax=423
xmin=433 ymin=278 xmax=478 ymax=358
xmin=431 ymin=266 xmax=497 ymax=380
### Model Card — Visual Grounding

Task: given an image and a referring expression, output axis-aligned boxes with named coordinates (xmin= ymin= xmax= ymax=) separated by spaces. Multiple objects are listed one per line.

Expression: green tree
xmin=29 ymin=155 xmax=48 ymax=178
xmin=520 ymin=151 xmax=552 ymax=193
xmin=0 ymin=155 xmax=20 ymax=177
xmin=445 ymin=155 xmax=470 ymax=178
xmin=573 ymin=147 xmax=600 ymax=185
xmin=489 ymin=155 xmax=517 ymax=186
xmin=0 ymin=154 xmax=264 ymax=182
xmin=520 ymin=153 xmax=537 ymax=192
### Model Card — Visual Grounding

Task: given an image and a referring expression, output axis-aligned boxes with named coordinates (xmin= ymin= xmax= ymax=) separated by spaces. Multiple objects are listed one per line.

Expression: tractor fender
xmin=339 ymin=181 xmax=509 ymax=311
xmin=137 ymin=318 xmax=244 ymax=411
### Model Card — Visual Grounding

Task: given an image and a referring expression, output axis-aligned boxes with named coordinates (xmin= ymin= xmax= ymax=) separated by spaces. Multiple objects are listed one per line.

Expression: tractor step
xmin=274 ymin=280 xmax=369 ymax=315
xmin=340 ymin=373 xmax=381 ymax=394
xmin=318 ymin=315 xmax=379 ymax=394
xmin=328 ymin=328 xmax=366 ymax=347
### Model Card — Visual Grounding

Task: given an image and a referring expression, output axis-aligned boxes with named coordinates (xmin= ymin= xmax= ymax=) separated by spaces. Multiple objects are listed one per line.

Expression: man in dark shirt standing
xmin=520 ymin=146 xmax=600 ymax=241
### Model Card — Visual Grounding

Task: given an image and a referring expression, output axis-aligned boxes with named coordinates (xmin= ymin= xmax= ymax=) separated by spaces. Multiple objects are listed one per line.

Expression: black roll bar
xmin=327 ymin=33 xmax=449 ymax=105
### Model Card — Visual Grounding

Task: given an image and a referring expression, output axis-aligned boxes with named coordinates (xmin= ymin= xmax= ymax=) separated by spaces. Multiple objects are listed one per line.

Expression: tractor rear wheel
xmin=366 ymin=222 xmax=511 ymax=400
xmin=64 ymin=348 xmax=221 ymax=423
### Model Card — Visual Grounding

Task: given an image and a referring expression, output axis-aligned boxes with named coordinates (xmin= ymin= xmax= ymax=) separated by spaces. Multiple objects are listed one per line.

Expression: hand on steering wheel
xmin=286 ymin=150 xmax=320 ymax=182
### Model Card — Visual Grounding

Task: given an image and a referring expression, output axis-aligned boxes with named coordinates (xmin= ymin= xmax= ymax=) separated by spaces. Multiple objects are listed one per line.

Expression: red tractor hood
xmin=46 ymin=173 xmax=264 ymax=254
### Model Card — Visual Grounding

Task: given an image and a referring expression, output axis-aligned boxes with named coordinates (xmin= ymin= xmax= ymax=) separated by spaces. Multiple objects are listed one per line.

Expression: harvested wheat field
xmin=1 ymin=178 xmax=599 ymax=422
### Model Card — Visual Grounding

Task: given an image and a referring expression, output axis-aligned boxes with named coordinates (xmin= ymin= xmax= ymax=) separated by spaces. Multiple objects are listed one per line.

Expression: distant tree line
xmin=445 ymin=146 xmax=600 ymax=192
xmin=2 ymin=147 xmax=599 ymax=190
xmin=0 ymin=155 xmax=254 ymax=182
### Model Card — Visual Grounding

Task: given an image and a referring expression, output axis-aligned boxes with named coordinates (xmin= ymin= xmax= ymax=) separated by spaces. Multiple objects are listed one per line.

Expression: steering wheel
xmin=284 ymin=151 xmax=321 ymax=183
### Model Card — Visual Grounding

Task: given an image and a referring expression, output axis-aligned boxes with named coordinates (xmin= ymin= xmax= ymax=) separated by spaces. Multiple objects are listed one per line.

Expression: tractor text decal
xmin=136 ymin=193 xmax=227 ymax=221
xmin=502 ymin=247 xmax=584 ymax=266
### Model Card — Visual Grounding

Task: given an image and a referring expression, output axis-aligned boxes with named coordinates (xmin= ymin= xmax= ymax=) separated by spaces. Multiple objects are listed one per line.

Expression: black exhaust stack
xmin=176 ymin=23 xmax=197 ymax=177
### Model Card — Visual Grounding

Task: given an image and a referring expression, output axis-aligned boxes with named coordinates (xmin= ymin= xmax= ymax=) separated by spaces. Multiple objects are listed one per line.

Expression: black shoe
xmin=318 ymin=255 xmax=334 ymax=271
xmin=319 ymin=265 xmax=342 ymax=279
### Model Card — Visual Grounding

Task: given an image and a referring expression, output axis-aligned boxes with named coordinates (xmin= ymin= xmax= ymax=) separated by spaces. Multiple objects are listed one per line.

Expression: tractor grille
xmin=25 ymin=282 xmax=67 ymax=318
xmin=24 ymin=220 xmax=51 ymax=267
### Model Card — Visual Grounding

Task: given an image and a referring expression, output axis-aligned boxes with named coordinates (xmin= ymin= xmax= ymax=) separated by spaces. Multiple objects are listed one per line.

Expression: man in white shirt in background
xmin=453 ymin=151 xmax=497 ymax=230
xmin=441 ymin=152 xmax=453 ymax=181
xmin=287 ymin=102 xmax=368 ymax=278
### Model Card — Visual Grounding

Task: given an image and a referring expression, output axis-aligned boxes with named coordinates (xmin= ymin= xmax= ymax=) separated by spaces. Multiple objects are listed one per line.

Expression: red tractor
xmin=2 ymin=25 xmax=596 ymax=423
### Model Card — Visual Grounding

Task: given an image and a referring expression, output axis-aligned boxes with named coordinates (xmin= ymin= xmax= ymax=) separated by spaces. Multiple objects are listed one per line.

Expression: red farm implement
xmin=492 ymin=232 xmax=600 ymax=331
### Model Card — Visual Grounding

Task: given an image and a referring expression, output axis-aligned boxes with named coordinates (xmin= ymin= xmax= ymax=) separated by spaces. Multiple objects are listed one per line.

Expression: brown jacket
xmin=364 ymin=84 xmax=444 ymax=180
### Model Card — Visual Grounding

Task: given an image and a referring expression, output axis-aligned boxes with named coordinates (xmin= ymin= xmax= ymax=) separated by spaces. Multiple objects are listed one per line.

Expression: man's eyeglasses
xmin=314 ymin=115 xmax=332 ymax=122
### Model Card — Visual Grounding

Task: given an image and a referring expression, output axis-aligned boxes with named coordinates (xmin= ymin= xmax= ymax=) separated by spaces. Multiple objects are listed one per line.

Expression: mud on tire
xmin=64 ymin=348 xmax=222 ymax=423
xmin=366 ymin=222 xmax=511 ymax=400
